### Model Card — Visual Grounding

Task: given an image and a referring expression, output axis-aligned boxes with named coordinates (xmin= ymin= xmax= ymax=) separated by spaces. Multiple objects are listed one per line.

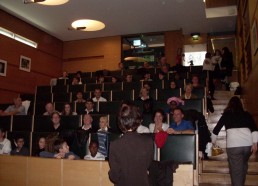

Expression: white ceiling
xmin=0 ymin=0 xmax=237 ymax=41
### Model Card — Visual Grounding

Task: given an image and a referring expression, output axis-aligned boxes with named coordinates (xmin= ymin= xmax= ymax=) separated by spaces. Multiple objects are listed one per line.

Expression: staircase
xmin=199 ymin=90 xmax=258 ymax=185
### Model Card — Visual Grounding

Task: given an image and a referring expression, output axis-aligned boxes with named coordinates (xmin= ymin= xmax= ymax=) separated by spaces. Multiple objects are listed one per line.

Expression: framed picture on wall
xmin=20 ymin=55 xmax=31 ymax=72
xmin=0 ymin=59 xmax=7 ymax=77
xmin=251 ymin=19 xmax=258 ymax=56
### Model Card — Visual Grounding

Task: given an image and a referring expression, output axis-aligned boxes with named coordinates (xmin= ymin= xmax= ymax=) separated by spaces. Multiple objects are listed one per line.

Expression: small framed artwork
xmin=20 ymin=55 xmax=31 ymax=72
xmin=251 ymin=19 xmax=258 ymax=56
xmin=0 ymin=59 xmax=7 ymax=77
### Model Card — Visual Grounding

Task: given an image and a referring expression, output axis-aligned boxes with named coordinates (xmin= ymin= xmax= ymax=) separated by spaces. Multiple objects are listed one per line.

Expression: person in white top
xmin=149 ymin=109 xmax=169 ymax=133
xmin=92 ymin=88 xmax=107 ymax=102
xmin=84 ymin=141 xmax=105 ymax=160
xmin=137 ymin=125 xmax=150 ymax=133
xmin=0 ymin=128 xmax=11 ymax=155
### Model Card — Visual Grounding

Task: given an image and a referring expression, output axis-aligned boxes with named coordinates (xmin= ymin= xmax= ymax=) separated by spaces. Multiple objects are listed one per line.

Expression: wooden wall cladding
xmin=63 ymin=36 xmax=121 ymax=72
xmin=164 ymin=30 xmax=184 ymax=67
xmin=0 ymin=10 xmax=63 ymax=103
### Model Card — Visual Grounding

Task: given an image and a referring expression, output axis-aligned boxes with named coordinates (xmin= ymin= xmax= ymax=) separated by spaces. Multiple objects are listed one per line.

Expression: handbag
xmin=211 ymin=146 xmax=224 ymax=156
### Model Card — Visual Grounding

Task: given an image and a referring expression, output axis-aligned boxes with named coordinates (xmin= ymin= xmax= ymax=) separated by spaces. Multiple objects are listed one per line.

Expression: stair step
xmin=213 ymin=105 xmax=226 ymax=110
xmin=207 ymin=114 xmax=222 ymax=123
xmin=212 ymin=99 xmax=229 ymax=105
xmin=200 ymin=173 xmax=258 ymax=185
xmin=202 ymin=161 xmax=258 ymax=174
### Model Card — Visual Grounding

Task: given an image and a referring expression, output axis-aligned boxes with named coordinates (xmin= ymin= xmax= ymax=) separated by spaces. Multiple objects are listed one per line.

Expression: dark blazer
xmin=109 ymin=132 xmax=153 ymax=186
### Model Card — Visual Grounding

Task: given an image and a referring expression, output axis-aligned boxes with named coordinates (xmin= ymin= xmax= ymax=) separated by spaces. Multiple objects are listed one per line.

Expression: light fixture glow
xmin=71 ymin=19 xmax=105 ymax=31
xmin=191 ymin=33 xmax=200 ymax=41
xmin=24 ymin=0 xmax=69 ymax=5
xmin=0 ymin=27 xmax=38 ymax=48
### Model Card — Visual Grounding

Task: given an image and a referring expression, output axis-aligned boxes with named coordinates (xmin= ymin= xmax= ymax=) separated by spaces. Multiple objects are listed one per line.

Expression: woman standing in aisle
xmin=212 ymin=96 xmax=258 ymax=186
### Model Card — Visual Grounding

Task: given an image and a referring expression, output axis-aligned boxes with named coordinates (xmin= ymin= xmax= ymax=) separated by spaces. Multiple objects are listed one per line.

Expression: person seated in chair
xmin=180 ymin=84 xmax=197 ymax=100
xmin=167 ymin=108 xmax=194 ymax=135
xmin=84 ymin=141 xmax=105 ymax=160
xmin=78 ymin=114 xmax=98 ymax=133
xmin=0 ymin=97 xmax=26 ymax=116
xmin=74 ymin=91 xmax=86 ymax=103
xmin=10 ymin=136 xmax=29 ymax=156
xmin=82 ymin=98 xmax=99 ymax=115
xmin=43 ymin=102 xmax=59 ymax=116
xmin=92 ymin=88 xmax=107 ymax=102
xmin=50 ymin=112 xmax=64 ymax=132
xmin=0 ymin=127 xmax=11 ymax=155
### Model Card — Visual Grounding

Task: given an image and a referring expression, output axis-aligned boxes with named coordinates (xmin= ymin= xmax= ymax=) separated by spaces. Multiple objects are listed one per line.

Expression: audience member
xmin=169 ymin=80 xmax=178 ymax=89
xmin=0 ymin=97 xmax=26 ymax=116
xmin=156 ymin=71 xmax=166 ymax=80
xmin=74 ymin=91 xmax=86 ymax=103
xmin=158 ymin=56 xmax=170 ymax=69
xmin=40 ymin=137 xmax=79 ymax=160
xmin=181 ymin=84 xmax=197 ymax=100
xmin=191 ymin=75 xmax=203 ymax=88
xmin=143 ymin=83 xmax=151 ymax=91
xmin=84 ymin=141 xmax=105 ymax=160
xmin=118 ymin=62 xmax=124 ymax=70
xmin=78 ymin=114 xmax=97 ymax=133
xmin=34 ymin=137 xmax=46 ymax=156
xmin=142 ymin=72 xmax=153 ymax=81
xmin=59 ymin=71 xmax=68 ymax=79
xmin=149 ymin=109 xmax=169 ymax=133
xmin=111 ymin=76 xmax=119 ymax=83
xmin=137 ymin=124 xmax=150 ymax=133
xmin=51 ymin=112 xmax=64 ymax=132
xmin=212 ymin=49 xmax=222 ymax=81
xmin=109 ymin=104 xmax=153 ymax=186
xmin=167 ymin=108 xmax=194 ymax=134
xmin=125 ymin=74 xmax=133 ymax=82
xmin=82 ymin=99 xmax=99 ymax=114
xmin=61 ymin=103 xmax=77 ymax=116
xmin=160 ymin=65 xmax=170 ymax=74
xmin=92 ymin=88 xmax=107 ymax=102
xmin=136 ymin=87 xmax=153 ymax=114
xmin=165 ymin=97 xmax=184 ymax=115
xmin=43 ymin=102 xmax=58 ymax=115
xmin=97 ymin=75 xmax=105 ymax=84
xmin=0 ymin=127 xmax=11 ymax=155
xmin=10 ymin=136 xmax=29 ymax=156
xmin=75 ymin=71 xmax=82 ymax=79
xmin=71 ymin=77 xmax=81 ymax=85
xmin=98 ymin=116 xmax=111 ymax=132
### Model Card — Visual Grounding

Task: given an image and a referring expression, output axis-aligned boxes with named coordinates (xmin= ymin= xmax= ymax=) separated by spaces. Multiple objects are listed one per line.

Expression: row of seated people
xmin=35 ymin=84 xmax=206 ymax=105
xmin=0 ymin=104 xmax=207 ymax=161
xmin=51 ymin=73 xmax=206 ymax=91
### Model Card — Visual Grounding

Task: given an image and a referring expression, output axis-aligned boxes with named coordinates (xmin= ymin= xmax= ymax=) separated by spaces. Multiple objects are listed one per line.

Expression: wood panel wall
xmin=164 ymin=30 xmax=184 ymax=66
xmin=0 ymin=10 xmax=63 ymax=104
xmin=238 ymin=0 xmax=258 ymax=126
xmin=62 ymin=36 xmax=121 ymax=73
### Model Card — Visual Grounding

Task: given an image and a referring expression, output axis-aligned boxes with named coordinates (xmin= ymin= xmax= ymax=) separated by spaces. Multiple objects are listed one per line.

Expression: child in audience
xmin=84 ymin=141 xmax=105 ymax=160
xmin=98 ymin=116 xmax=110 ymax=132
xmin=74 ymin=91 xmax=86 ymax=103
xmin=40 ymin=138 xmax=80 ymax=160
xmin=34 ymin=136 xmax=46 ymax=156
xmin=97 ymin=116 xmax=111 ymax=157
xmin=11 ymin=136 xmax=30 ymax=156
xmin=61 ymin=103 xmax=77 ymax=115
xmin=0 ymin=127 xmax=11 ymax=155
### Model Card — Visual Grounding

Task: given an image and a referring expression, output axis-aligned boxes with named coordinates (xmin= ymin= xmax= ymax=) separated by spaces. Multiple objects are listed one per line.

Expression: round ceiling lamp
xmin=37 ymin=0 xmax=69 ymax=6
xmin=71 ymin=19 xmax=105 ymax=31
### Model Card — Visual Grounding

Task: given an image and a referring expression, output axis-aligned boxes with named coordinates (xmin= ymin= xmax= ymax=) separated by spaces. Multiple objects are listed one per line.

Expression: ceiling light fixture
xmin=191 ymin=33 xmax=200 ymax=41
xmin=23 ymin=0 xmax=69 ymax=6
xmin=71 ymin=19 xmax=105 ymax=31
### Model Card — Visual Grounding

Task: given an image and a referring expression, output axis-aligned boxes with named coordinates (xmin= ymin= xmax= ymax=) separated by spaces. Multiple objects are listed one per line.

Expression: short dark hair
xmin=118 ymin=104 xmax=142 ymax=133
xmin=89 ymin=140 xmax=99 ymax=148
xmin=15 ymin=135 xmax=25 ymax=142
xmin=173 ymin=107 xmax=185 ymax=115
xmin=86 ymin=98 xmax=94 ymax=103
xmin=153 ymin=109 xmax=166 ymax=122
xmin=53 ymin=138 xmax=66 ymax=153
xmin=76 ymin=90 xmax=83 ymax=94
xmin=0 ymin=127 xmax=6 ymax=133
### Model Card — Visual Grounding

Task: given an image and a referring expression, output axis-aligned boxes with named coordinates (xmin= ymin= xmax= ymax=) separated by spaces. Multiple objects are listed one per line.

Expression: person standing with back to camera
xmin=109 ymin=104 xmax=153 ymax=186
xmin=212 ymin=96 xmax=258 ymax=186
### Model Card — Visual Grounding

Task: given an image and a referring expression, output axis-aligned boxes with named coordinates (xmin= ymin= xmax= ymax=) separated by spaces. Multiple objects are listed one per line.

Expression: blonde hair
xmin=99 ymin=116 xmax=110 ymax=128
xmin=184 ymin=83 xmax=193 ymax=91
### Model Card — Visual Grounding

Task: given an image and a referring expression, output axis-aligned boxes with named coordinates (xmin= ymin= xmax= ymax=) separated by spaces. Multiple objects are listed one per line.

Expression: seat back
xmin=12 ymin=115 xmax=33 ymax=132
xmin=0 ymin=116 xmax=11 ymax=131
xmin=160 ymin=134 xmax=196 ymax=169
